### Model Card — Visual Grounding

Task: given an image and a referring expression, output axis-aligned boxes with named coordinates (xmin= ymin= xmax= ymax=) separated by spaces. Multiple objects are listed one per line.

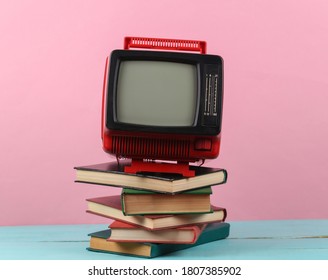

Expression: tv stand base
xmin=124 ymin=159 xmax=195 ymax=177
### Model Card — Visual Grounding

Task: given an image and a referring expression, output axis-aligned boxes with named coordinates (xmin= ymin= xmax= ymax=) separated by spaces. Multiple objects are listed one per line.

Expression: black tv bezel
xmin=106 ymin=49 xmax=223 ymax=135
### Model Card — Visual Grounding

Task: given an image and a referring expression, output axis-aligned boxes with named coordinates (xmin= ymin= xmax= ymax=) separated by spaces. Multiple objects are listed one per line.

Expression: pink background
xmin=1 ymin=0 xmax=327 ymax=226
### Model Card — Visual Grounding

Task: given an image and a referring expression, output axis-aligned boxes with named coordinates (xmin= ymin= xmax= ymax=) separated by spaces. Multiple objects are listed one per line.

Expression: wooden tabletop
xmin=0 ymin=220 xmax=327 ymax=260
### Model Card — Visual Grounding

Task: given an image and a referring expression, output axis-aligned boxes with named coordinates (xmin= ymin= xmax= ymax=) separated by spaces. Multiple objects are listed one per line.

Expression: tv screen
xmin=116 ymin=60 xmax=197 ymax=127
xmin=106 ymin=49 xmax=223 ymax=136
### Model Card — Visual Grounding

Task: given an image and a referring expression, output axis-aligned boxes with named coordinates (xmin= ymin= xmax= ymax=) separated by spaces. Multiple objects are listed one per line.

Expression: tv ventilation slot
xmin=112 ymin=135 xmax=190 ymax=159
xmin=124 ymin=36 xmax=207 ymax=54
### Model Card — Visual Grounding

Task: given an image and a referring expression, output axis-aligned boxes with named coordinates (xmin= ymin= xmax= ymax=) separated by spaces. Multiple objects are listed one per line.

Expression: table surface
xmin=0 ymin=220 xmax=327 ymax=260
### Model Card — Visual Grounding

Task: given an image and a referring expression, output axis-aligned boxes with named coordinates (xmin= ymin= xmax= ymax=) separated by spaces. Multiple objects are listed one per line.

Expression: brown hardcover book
xmin=86 ymin=195 xmax=227 ymax=230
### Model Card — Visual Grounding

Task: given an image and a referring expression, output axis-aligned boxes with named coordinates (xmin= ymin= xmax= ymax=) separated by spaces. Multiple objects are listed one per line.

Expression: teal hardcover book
xmin=87 ymin=222 xmax=230 ymax=258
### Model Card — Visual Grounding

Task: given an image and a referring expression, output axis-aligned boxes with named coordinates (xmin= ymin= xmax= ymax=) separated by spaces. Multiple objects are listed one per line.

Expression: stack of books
xmin=74 ymin=160 xmax=229 ymax=258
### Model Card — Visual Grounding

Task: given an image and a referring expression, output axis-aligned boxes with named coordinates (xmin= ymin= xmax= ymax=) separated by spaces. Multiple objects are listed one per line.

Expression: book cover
xmin=86 ymin=195 xmax=227 ymax=230
xmin=107 ymin=220 xmax=205 ymax=244
xmin=121 ymin=186 xmax=213 ymax=215
xmin=87 ymin=222 xmax=230 ymax=258
xmin=75 ymin=160 xmax=227 ymax=193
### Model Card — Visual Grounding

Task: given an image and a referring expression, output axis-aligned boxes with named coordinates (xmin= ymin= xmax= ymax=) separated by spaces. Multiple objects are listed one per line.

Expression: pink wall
xmin=1 ymin=0 xmax=327 ymax=226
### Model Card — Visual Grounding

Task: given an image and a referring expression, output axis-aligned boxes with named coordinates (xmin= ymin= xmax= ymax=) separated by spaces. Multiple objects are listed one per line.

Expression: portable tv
xmin=101 ymin=37 xmax=224 ymax=176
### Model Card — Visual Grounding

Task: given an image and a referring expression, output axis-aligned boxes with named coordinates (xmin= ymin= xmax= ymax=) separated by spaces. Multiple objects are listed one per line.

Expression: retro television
xmin=101 ymin=37 xmax=224 ymax=176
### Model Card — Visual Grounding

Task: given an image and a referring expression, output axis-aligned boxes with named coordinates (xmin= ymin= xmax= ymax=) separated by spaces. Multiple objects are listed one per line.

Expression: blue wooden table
xmin=0 ymin=220 xmax=327 ymax=260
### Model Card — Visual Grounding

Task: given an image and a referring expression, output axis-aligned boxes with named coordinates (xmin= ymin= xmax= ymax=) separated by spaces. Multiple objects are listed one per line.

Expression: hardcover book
xmin=86 ymin=195 xmax=227 ymax=230
xmin=121 ymin=187 xmax=212 ymax=215
xmin=75 ymin=160 xmax=227 ymax=193
xmin=87 ymin=222 xmax=230 ymax=258
xmin=107 ymin=220 xmax=206 ymax=244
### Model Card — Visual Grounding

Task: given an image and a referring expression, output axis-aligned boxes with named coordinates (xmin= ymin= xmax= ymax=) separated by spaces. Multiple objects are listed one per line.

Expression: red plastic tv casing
xmin=101 ymin=37 xmax=221 ymax=176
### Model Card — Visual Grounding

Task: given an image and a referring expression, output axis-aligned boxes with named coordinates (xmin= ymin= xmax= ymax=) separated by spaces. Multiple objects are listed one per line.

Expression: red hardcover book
xmin=107 ymin=220 xmax=206 ymax=244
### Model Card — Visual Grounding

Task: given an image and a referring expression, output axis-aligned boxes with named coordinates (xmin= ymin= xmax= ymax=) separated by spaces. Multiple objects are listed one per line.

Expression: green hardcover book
xmin=87 ymin=222 xmax=230 ymax=258
xmin=121 ymin=187 xmax=213 ymax=215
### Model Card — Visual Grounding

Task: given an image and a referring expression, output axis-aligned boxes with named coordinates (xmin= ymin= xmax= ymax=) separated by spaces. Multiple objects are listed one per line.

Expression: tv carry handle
xmin=121 ymin=36 xmax=207 ymax=177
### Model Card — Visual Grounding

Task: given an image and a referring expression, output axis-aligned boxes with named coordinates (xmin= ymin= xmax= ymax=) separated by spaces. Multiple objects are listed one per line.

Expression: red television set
xmin=101 ymin=37 xmax=224 ymax=176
